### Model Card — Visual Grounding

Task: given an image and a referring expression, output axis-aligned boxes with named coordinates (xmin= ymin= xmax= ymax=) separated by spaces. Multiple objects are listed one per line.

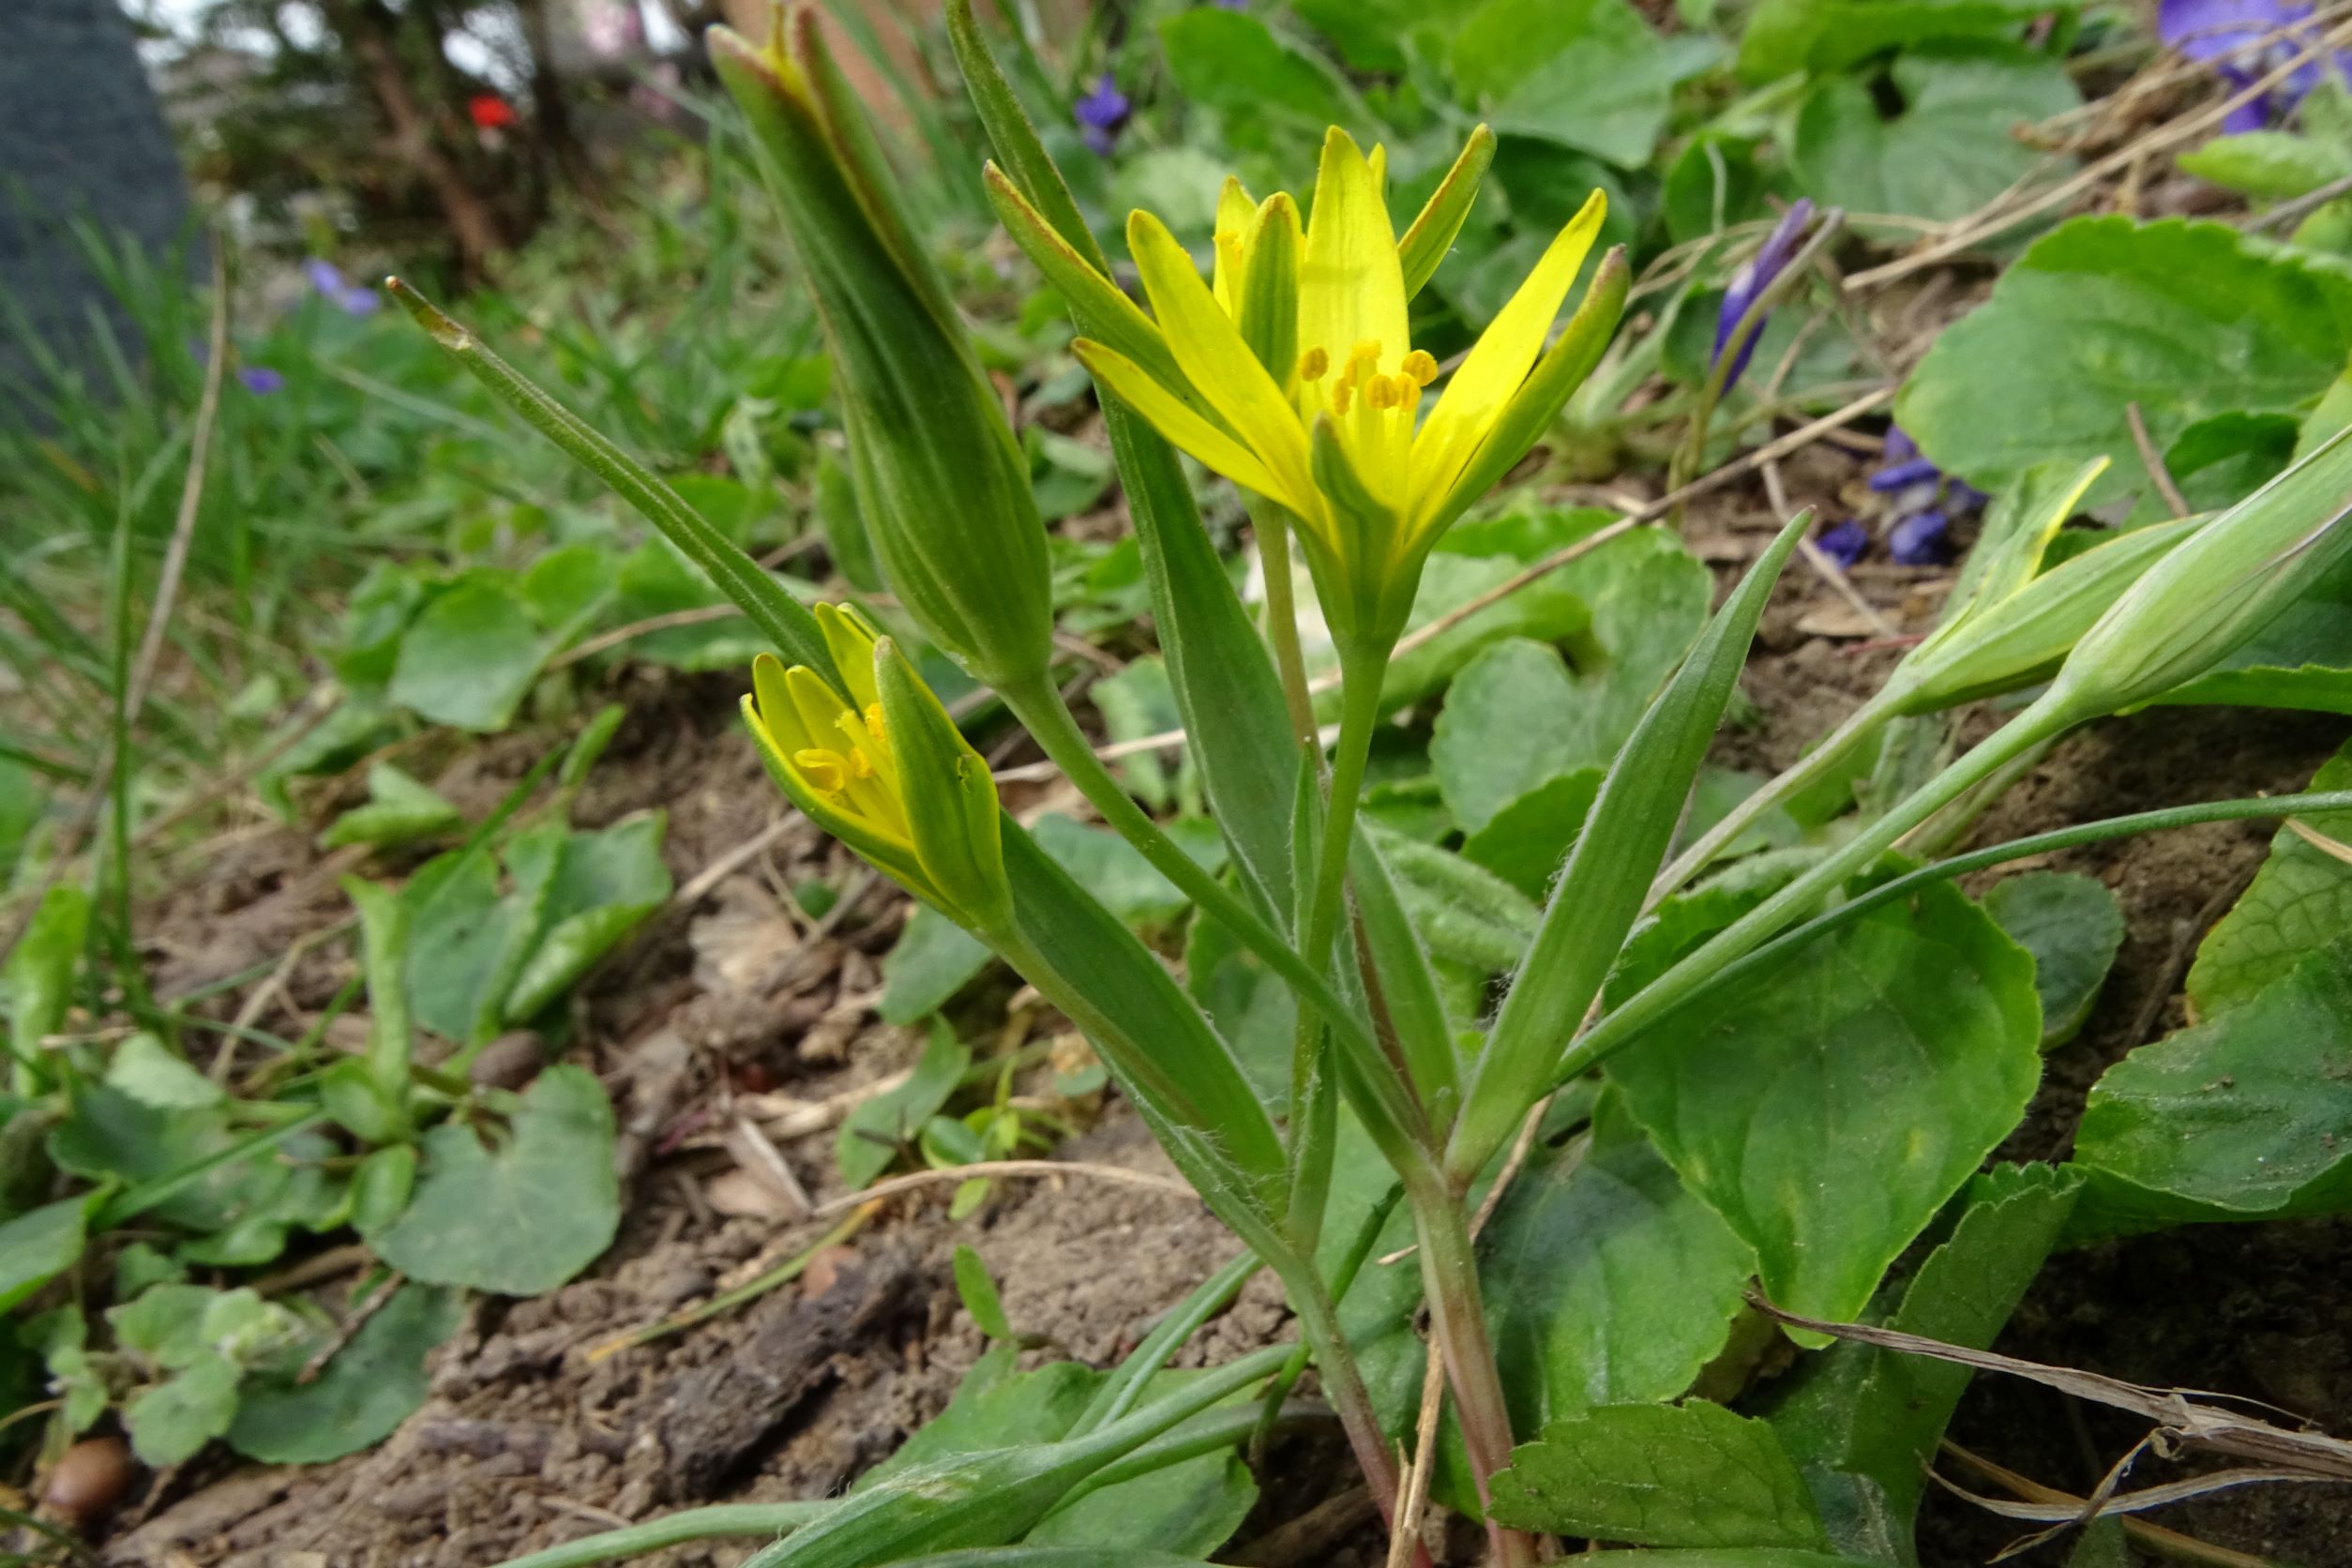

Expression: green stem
xmin=490 ymin=1504 xmax=833 ymax=1568
xmin=1285 ymin=646 xmax=1393 ymax=1253
xmin=1249 ymin=500 xmax=1320 ymax=750
xmin=1648 ymin=693 xmax=1894 ymax=907
xmin=1565 ymin=701 xmax=2072 ymax=1080
xmin=999 ymin=677 xmax=1389 ymax=1112
xmin=1275 ymin=1252 xmax=1409 ymax=1531
xmin=1404 ymin=1176 xmax=1534 ymax=1568
xmin=1901 ymin=726 xmax=2061 ymax=861
xmin=1616 ymin=785 xmax=2352 ymax=1047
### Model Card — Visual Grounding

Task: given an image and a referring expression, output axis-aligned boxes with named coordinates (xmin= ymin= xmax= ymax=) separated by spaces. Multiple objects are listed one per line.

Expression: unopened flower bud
xmin=2040 ymin=426 xmax=2352 ymax=721
xmin=711 ymin=8 xmax=1052 ymax=693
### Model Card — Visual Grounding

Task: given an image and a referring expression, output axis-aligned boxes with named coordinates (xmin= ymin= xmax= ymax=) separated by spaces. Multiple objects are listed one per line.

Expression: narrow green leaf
xmin=341 ymin=877 xmax=413 ymax=1113
xmin=1349 ymin=828 xmax=1459 ymax=1116
xmin=386 ymin=280 xmax=836 ymax=684
xmin=1452 ymin=511 xmax=1811 ymax=1181
xmin=734 ymin=1343 xmax=1288 ymax=1568
xmin=954 ymin=1245 xmax=1014 ymax=1340
xmin=6 ymin=884 xmax=88 ymax=1091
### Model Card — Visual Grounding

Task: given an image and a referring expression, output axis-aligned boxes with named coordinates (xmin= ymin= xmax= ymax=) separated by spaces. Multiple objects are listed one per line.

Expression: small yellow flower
xmin=1041 ymin=127 xmax=1624 ymax=645
xmin=745 ymin=604 xmax=1011 ymax=929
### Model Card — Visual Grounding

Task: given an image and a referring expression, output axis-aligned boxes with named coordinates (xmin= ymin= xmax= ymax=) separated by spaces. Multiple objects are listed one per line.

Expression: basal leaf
xmin=0 ymin=1195 xmax=95 ymax=1312
xmin=124 ymin=1351 xmax=241 ymax=1466
xmin=1898 ymin=218 xmax=2352 ymax=508
xmin=1983 ymin=870 xmax=2124 ymax=1047
xmin=1159 ymin=9 xmax=1357 ymax=137
xmin=364 ymin=1064 xmax=619 ymax=1295
xmin=387 ymin=575 xmax=549 ymax=732
xmin=230 ymin=1283 xmax=463 ymax=1463
xmin=1488 ymin=1399 xmax=1830 ymax=1548
xmin=1432 ymin=640 xmax=1587 ymax=834
xmin=1453 ymin=0 xmax=1722 ymax=166
xmin=839 ymin=1019 xmax=972 ymax=1190
xmin=2186 ymin=741 xmax=2352 ymax=1016
xmin=1738 ymin=0 xmax=2050 ymax=79
xmin=1607 ymin=880 xmax=2043 ymax=1330
xmin=1767 ymin=1163 xmax=2080 ymax=1546
xmin=319 ymin=763 xmax=462 ymax=851
xmin=880 ymin=906 xmax=994 ymax=1026
xmin=1461 ymin=769 xmax=1604 ymax=899
xmin=2074 ymin=932 xmax=2352 ymax=1232
xmin=1480 ymin=1106 xmax=1756 ymax=1436
xmin=1793 ymin=49 xmax=2078 ymax=224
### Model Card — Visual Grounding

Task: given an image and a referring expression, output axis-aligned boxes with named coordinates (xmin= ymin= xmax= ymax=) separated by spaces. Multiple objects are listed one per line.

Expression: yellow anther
xmin=1366 ymin=375 xmax=1399 ymax=412
xmin=1331 ymin=379 xmax=1354 ymax=415
xmin=794 ymin=748 xmax=850 ymax=794
xmin=1402 ymin=349 xmax=1439 ymax=387
xmin=846 ymin=746 xmax=876 ymax=779
xmin=1298 ymin=346 xmax=1330 ymax=382
xmin=865 ymin=702 xmax=888 ymax=745
xmin=1391 ymin=373 xmax=1422 ymax=406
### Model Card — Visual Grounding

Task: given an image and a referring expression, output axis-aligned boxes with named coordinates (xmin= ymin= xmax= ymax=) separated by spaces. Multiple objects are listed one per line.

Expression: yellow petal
xmin=1410 ymin=188 xmax=1606 ymax=527
xmin=1212 ymin=175 xmax=1259 ymax=315
xmin=1075 ymin=339 xmax=1302 ymax=512
xmin=1299 ymin=128 xmax=1408 ymax=385
xmin=1126 ymin=210 xmax=1317 ymax=506
xmin=751 ymin=655 xmax=812 ymax=753
xmin=814 ymin=603 xmax=882 ymax=714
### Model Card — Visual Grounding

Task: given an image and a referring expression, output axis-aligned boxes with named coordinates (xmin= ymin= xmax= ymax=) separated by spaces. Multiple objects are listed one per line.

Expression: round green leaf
xmin=1606 ymin=881 xmax=2043 ymax=1328
xmin=364 ymin=1065 xmax=619 ymax=1295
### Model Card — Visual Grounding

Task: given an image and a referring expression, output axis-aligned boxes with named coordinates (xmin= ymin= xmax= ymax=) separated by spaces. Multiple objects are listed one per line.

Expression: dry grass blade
xmin=1933 ymin=1461 xmax=2333 ymax=1525
xmin=1942 ymin=1441 xmax=2281 ymax=1568
xmin=805 ymin=1158 xmax=1194 ymax=1218
xmin=1846 ymin=13 xmax=2352 ymax=292
xmin=1749 ymin=1293 xmax=2352 ymax=1481
xmin=2284 ymin=817 xmax=2352 ymax=866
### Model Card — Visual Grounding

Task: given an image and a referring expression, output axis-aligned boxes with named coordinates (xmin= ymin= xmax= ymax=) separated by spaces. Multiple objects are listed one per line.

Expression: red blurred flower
xmin=468 ymin=94 xmax=518 ymax=130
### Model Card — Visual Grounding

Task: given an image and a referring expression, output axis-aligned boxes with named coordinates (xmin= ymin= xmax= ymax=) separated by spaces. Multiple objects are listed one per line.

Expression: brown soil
xmin=96 ymin=454 xmax=2352 ymax=1567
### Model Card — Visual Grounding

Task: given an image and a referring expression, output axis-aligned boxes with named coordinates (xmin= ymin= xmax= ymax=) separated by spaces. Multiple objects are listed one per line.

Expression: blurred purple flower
xmin=305 ymin=257 xmax=382 ymax=317
xmin=2159 ymin=0 xmax=2352 ymax=131
xmin=1213 ymin=0 xmax=1247 ymax=8
xmin=1816 ymin=520 xmax=1870 ymax=568
xmin=1075 ymin=75 xmax=1132 ymax=157
xmin=1710 ymin=199 xmax=1816 ymax=395
xmin=1890 ymin=509 xmax=1951 ymax=566
xmin=237 ymin=366 xmax=285 ymax=395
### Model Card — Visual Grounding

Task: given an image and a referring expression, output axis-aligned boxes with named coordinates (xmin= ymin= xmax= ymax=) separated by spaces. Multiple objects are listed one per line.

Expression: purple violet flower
xmin=1075 ymin=75 xmax=1132 ymax=158
xmin=237 ymin=365 xmax=285 ymax=395
xmin=1816 ymin=520 xmax=1870 ymax=569
xmin=306 ymin=257 xmax=383 ymax=317
xmin=2159 ymin=0 xmax=2352 ymax=132
xmin=1710 ymin=199 xmax=1816 ymax=395
xmin=1889 ymin=509 xmax=1951 ymax=566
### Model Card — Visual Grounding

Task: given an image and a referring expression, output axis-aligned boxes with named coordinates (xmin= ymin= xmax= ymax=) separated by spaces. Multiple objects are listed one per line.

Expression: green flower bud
xmin=710 ymin=8 xmax=1052 ymax=693
xmin=744 ymin=604 xmax=1012 ymax=931
xmin=1888 ymin=459 xmax=2198 ymax=714
xmin=2041 ymin=425 xmax=2352 ymax=722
